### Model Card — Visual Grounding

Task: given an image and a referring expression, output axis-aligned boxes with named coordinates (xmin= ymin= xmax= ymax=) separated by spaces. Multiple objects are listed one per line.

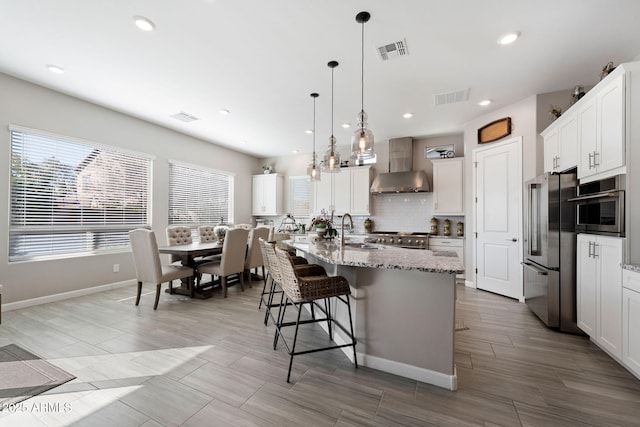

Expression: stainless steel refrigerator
xmin=523 ymin=170 xmax=581 ymax=333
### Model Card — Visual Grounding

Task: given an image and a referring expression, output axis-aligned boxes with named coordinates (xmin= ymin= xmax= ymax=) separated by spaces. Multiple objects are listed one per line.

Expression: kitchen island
xmin=287 ymin=237 xmax=464 ymax=390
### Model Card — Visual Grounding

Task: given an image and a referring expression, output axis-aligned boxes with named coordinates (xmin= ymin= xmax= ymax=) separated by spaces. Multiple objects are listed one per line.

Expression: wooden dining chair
xmin=128 ymin=229 xmax=194 ymax=309
xmin=197 ymin=228 xmax=249 ymax=297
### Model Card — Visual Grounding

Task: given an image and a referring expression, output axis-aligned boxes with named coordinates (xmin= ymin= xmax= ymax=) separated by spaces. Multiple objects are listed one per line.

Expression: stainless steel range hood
xmin=370 ymin=137 xmax=430 ymax=194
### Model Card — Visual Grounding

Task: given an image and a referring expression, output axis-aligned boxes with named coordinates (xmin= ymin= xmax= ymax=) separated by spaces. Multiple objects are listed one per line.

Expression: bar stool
xmin=258 ymin=238 xmax=325 ymax=326
xmin=273 ymin=247 xmax=357 ymax=382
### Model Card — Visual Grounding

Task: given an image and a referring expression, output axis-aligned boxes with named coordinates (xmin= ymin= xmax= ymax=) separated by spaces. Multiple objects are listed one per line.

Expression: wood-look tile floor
xmin=1 ymin=282 xmax=640 ymax=426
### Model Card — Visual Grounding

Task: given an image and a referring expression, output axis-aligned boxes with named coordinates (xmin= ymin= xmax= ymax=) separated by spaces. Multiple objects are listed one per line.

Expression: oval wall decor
xmin=478 ymin=117 xmax=512 ymax=144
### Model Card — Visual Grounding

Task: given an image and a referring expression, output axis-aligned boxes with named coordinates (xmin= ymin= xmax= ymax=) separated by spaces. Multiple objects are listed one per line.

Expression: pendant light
xmin=350 ymin=11 xmax=375 ymax=165
xmin=306 ymin=92 xmax=321 ymax=181
xmin=322 ymin=60 xmax=341 ymax=173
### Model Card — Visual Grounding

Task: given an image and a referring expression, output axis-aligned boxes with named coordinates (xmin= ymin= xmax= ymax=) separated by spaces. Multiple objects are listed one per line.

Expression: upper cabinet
xmin=432 ymin=158 xmax=464 ymax=215
xmin=541 ymin=63 xmax=636 ymax=182
xmin=252 ymin=173 xmax=284 ymax=216
xmin=542 ymin=111 xmax=577 ymax=174
xmin=578 ymin=73 xmax=625 ymax=180
xmin=311 ymin=166 xmax=371 ymax=216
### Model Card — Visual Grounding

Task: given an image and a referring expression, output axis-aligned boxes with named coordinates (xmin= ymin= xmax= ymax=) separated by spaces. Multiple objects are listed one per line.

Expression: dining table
xmin=158 ymin=240 xmax=223 ymax=299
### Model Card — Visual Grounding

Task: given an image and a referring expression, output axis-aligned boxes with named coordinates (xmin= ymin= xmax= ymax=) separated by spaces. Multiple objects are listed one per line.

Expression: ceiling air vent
xmin=377 ymin=39 xmax=408 ymax=61
xmin=434 ymin=88 xmax=470 ymax=106
xmin=171 ymin=111 xmax=199 ymax=122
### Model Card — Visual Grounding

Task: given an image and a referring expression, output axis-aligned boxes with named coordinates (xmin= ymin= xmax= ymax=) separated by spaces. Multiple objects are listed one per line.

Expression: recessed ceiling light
xmin=497 ymin=31 xmax=520 ymax=45
xmin=291 ymin=150 xmax=299 ymax=154
xmin=341 ymin=123 xmax=351 ymax=129
xmin=239 ymin=140 xmax=247 ymax=144
xmin=133 ymin=16 xmax=155 ymax=32
xmin=46 ymin=64 xmax=64 ymax=74
xmin=305 ymin=129 xmax=313 ymax=134
xmin=478 ymin=99 xmax=492 ymax=106
xmin=403 ymin=112 xmax=414 ymax=119
xmin=219 ymin=109 xmax=230 ymax=115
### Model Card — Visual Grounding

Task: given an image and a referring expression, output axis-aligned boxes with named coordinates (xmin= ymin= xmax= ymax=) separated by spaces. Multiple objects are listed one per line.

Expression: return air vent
xmin=171 ymin=111 xmax=199 ymax=122
xmin=377 ymin=39 xmax=408 ymax=61
xmin=434 ymin=88 xmax=470 ymax=106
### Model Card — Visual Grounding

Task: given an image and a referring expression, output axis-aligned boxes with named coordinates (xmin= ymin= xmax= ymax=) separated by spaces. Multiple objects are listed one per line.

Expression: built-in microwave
xmin=568 ymin=175 xmax=625 ymax=236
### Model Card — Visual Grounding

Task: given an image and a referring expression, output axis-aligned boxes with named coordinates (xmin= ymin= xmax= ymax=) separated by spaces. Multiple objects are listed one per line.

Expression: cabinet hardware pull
xmin=593 ymin=151 xmax=600 ymax=167
xmin=588 ymin=241 xmax=593 ymax=258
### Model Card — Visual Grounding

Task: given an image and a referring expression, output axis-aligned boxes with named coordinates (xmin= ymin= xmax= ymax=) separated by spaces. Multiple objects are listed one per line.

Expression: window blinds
xmin=9 ymin=126 xmax=152 ymax=261
xmin=168 ymin=161 xmax=233 ymax=239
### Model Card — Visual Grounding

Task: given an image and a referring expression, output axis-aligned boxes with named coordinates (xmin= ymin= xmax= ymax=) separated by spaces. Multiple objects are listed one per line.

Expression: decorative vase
xmin=364 ymin=218 xmax=373 ymax=233
xmin=316 ymin=227 xmax=327 ymax=238
xmin=430 ymin=217 xmax=439 ymax=235
xmin=263 ymin=169 xmax=271 ymax=174
xmin=214 ymin=224 xmax=229 ymax=242
xmin=443 ymin=219 xmax=451 ymax=236
xmin=457 ymin=222 xmax=464 ymax=237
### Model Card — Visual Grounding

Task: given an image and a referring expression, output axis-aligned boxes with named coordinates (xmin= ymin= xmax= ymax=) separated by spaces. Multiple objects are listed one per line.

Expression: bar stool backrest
xmin=260 ymin=238 xmax=283 ymax=285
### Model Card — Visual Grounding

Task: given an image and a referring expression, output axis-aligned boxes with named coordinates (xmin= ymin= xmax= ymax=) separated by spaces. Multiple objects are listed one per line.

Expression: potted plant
xmin=310 ymin=209 xmax=334 ymax=238
xmin=262 ymin=163 xmax=273 ymax=174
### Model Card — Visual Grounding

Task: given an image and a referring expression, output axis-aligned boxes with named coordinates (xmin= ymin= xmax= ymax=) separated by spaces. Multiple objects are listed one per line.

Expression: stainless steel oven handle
xmin=568 ymin=190 xmax=622 ymax=202
xmin=522 ymin=261 xmax=549 ymax=276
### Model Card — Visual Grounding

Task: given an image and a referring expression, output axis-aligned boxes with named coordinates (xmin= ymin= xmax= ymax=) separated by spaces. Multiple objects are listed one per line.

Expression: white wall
xmin=0 ymin=73 xmax=259 ymax=304
xmin=463 ymin=95 xmax=539 ymax=285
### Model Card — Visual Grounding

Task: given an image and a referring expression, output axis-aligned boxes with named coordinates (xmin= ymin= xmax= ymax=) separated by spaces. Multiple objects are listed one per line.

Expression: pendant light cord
xmin=312 ymin=94 xmax=316 ymax=161
xmin=331 ymin=64 xmax=335 ymax=154
xmin=360 ymin=19 xmax=365 ymax=118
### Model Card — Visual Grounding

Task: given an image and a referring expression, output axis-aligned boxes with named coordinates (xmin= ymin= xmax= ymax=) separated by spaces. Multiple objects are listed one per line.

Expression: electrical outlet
xmin=113 ymin=264 xmax=120 ymax=273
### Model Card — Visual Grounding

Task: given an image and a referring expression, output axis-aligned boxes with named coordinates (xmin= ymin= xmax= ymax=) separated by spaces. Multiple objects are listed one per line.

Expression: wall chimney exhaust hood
xmin=370 ymin=137 xmax=430 ymax=194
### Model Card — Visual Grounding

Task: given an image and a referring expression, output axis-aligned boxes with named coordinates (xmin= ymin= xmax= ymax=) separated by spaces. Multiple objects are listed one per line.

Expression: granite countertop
xmin=622 ymin=264 xmax=640 ymax=273
xmin=287 ymin=238 xmax=464 ymax=274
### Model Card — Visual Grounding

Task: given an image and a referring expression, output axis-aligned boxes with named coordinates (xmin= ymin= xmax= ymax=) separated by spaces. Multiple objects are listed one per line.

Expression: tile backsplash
xmin=256 ymin=192 xmax=464 ymax=236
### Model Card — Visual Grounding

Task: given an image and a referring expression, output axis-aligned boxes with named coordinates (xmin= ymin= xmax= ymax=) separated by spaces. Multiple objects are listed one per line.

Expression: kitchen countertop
xmin=622 ymin=264 xmax=640 ymax=273
xmin=287 ymin=238 xmax=464 ymax=274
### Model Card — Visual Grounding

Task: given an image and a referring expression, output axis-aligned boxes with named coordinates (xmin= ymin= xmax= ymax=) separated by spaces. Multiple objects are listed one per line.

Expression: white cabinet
xmin=311 ymin=167 xmax=371 ymax=216
xmin=429 ymin=236 xmax=464 ymax=281
xmin=542 ymin=111 xmax=577 ymax=173
xmin=252 ymin=174 xmax=284 ymax=216
xmin=578 ymin=73 xmax=626 ymax=179
xmin=577 ymin=234 xmax=624 ymax=359
xmin=623 ymin=269 xmax=640 ymax=378
xmin=432 ymin=158 xmax=464 ymax=215
xmin=429 ymin=237 xmax=463 ymax=262
xmin=350 ymin=167 xmax=372 ymax=215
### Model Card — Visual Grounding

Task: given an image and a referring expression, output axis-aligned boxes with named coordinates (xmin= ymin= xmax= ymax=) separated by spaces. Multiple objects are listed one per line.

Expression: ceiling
xmin=2 ymin=1 xmax=640 ymax=159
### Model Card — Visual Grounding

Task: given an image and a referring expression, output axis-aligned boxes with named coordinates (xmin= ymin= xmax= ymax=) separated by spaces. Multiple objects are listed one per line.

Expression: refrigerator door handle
xmin=523 ymin=261 xmax=549 ymax=276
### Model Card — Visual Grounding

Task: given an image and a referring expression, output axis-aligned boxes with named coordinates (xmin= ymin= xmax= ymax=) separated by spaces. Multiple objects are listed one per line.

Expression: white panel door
xmin=474 ymin=138 xmax=522 ymax=300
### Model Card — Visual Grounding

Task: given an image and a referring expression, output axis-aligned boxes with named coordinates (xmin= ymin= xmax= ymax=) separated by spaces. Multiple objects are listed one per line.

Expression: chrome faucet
xmin=341 ymin=213 xmax=354 ymax=246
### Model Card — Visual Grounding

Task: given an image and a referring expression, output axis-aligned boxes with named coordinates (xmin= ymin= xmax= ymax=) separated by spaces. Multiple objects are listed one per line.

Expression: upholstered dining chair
xmin=244 ymin=226 xmax=270 ymax=288
xmin=128 ymin=229 xmax=194 ymax=309
xmin=234 ymin=223 xmax=253 ymax=230
xmin=198 ymin=225 xmax=216 ymax=243
xmin=166 ymin=225 xmax=193 ymax=264
xmin=197 ymin=228 xmax=249 ymax=298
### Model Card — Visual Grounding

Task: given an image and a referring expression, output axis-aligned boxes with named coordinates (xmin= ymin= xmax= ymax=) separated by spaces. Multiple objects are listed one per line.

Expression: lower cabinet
xmin=429 ymin=236 xmax=464 ymax=281
xmin=623 ymin=269 xmax=640 ymax=377
xmin=577 ymin=234 xmax=623 ymax=359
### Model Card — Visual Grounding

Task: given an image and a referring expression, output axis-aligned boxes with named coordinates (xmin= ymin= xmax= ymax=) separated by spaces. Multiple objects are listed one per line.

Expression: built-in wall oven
xmin=569 ymin=175 xmax=625 ymax=236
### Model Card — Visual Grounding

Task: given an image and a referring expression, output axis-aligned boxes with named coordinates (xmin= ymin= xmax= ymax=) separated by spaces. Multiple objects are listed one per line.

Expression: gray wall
xmin=0 ymin=73 xmax=259 ymax=304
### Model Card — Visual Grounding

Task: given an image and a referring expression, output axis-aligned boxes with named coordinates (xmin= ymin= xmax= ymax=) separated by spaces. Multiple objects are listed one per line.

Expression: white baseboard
xmin=315 ymin=308 xmax=457 ymax=391
xmin=359 ymin=353 xmax=457 ymax=391
xmin=1 ymin=280 xmax=135 ymax=312
xmin=465 ymin=279 xmax=476 ymax=288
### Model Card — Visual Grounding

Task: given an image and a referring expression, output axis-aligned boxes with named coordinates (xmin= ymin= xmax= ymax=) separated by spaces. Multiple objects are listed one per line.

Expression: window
xmin=289 ymin=176 xmax=310 ymax=218
xmin=9 ymin=125 xmax=152 ymax=262
xmin=168 ymin=161 xmax=234 ymax=239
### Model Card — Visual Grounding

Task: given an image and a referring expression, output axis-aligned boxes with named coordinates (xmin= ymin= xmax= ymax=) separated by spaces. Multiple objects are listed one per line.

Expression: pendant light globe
xmin=351 ymin=11 xmax=376 ymax=165
xmin=306 ymin=92 xmax=321 ymax=181
xmin=322 ymin=60 xmax=341 ymax=173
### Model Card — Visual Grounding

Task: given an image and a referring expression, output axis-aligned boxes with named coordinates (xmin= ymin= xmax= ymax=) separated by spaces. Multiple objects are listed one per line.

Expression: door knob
xmin=506 ymin=238 xmax=518 ymax=242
